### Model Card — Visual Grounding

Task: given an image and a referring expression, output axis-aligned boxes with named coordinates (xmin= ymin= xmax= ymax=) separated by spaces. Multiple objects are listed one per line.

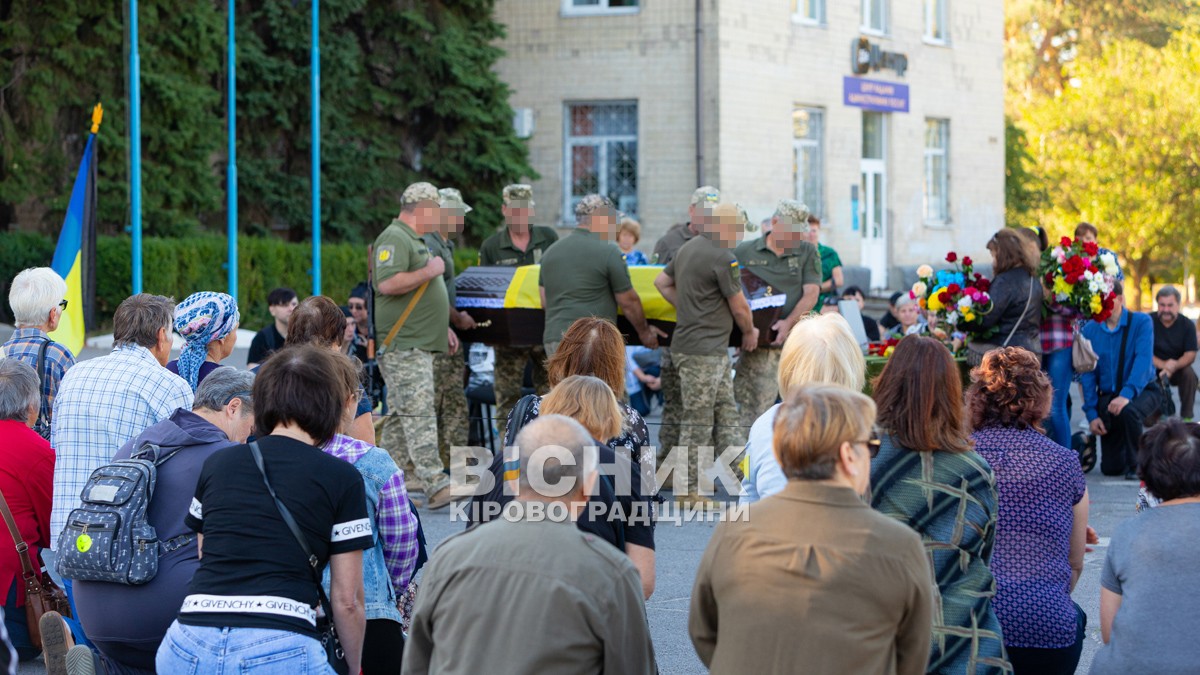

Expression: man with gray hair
xmin=49 ymin=293 xmax=193 ymax=641
xmin=403 ymin=415 xmax=656 ymax=675
xmin=1151 ymin=284 xmax=1198 ymax=420
xmin=538 ymin=194 xmax=664 ymax=355
xmin=69 ymin=368 xmax=254 ymax=673
xmin=4 ymin=267 xmax=77 ymax=440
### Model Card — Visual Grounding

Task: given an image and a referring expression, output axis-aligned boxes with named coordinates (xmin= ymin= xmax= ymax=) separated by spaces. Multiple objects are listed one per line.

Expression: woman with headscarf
xmin=166 ymin=292 xmax=240 ymax=391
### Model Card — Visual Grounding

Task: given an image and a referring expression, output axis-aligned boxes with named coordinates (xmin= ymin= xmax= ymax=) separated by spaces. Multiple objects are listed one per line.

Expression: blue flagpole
xmin=227 ymin=0 xmax=238 ymax=302
xmin=129 ymin=0 xmax=143 ymax=295
xmin=310 ymin=0 xmax=321 ymax=296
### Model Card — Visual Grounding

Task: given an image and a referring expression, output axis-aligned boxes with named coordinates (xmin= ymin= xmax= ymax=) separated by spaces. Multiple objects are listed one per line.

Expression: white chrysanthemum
xmin=916 ymin=264 xmax=934 ymax=279
xmin=958 ymin=296 xmax=973 ymax=309
xmin=912 ymin=281 xmax=928 ymax=297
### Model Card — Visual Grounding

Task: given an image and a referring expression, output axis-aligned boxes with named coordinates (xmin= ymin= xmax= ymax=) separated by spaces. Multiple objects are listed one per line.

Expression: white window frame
xmin=792 ymin=107 xmax=825 ymax=219
xmin=924 ymin=0 xmax=949 ymax=44
xmin=860 ymin=0 xmax=888 ymax=36
xmin=561 ymin=0 xmax=640 ymax=17
xmin=563 ymin=101 xmax=639 ymax=223
xmin=924 ymin=118 xmax=951 ymax=226
xmin=791 ymin=0 xmax=826 ymax=26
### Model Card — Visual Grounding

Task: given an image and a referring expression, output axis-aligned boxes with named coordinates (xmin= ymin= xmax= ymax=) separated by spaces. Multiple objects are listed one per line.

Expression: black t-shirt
xmin=181 ymin=436 xmax=373 ymax=637
xmin=879 ymin=311 xmax=899 ymax=331
xmin=1150 ymin=312 xmax=1198 ymax=361
xmin=247 ymin=324 xmax=285 ymax=365
xmin=862 ymin=315 xmax=881 ymax=342
xmin=470 ymin=444 xmax=655 ymax=552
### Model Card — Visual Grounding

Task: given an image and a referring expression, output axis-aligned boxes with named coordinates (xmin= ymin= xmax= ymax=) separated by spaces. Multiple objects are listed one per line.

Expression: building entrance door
xmin=860 ymin=112 xmax=888 ymax=289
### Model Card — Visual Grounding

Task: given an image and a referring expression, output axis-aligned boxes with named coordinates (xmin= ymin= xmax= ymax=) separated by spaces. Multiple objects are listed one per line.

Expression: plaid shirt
xmin=3 ymin=328 xmax=76 ymax=440
xmin=49 ymin=344 xmax=193 ymax=547
xmin=1041 ymin=303 xmax=1081 ymax=354
xmin=323 ymin=434 xmax=419 ymax=590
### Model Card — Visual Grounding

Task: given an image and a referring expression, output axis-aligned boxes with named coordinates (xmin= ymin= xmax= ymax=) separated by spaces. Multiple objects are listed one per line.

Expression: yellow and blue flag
xmin=48 ymin=104 xmax=102 ymax=355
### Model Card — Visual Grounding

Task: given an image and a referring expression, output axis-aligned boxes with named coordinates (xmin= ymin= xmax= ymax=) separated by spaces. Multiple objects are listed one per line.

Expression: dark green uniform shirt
xmin=817 ymin=243 xmax=844 ymax=308
xmin=478 ymin=226 xmax=559 ymax=266
xmin=734 ymin=236 xmax=821 ymax=317
xmin=651 ymin=222 xmax=695 ymax=266
xmin=664 ymin=235 xmax=742 ymax=356
xmin=423 ymin=231 xmax=458 ymax=308
xmin=372 ymin=219 xmax=449 ymax=353
xmin=538 ymin=228 xmax=633 ymax=344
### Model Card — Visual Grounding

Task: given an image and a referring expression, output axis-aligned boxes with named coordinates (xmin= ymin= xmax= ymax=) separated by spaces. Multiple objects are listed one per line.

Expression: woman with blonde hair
xmin=478 ymin=374 xmax=657 ymax=598
xmin=691 ymin=385 xmax=931 ymax=674
xmin=740 ymin=313 xmax=867 ymax=503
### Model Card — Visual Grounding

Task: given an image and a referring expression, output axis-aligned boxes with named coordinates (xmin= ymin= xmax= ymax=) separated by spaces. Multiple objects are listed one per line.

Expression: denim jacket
xmin=322 ymin=446 xmax=405 ymax=623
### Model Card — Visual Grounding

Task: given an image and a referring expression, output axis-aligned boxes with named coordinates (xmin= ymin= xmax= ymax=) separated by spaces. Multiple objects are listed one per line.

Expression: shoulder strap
xmin=381 ymin=280 xmax=431 ymax=350
xmin=0 ymin=489 xmax=38 ymax=580
xmin=131 ymin=441 xmax=186 ymax=467
xmin=1115 ymin=313 xmax=1133 ymax=392
xmin=999 ymin=277 xmax=1036 ymax=348
xmin=32 ymin=337 xmax=51 ymax=430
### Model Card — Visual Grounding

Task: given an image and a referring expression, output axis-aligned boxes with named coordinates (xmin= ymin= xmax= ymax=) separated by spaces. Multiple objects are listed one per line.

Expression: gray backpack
xmin=54 ymin=443 xmax=194 ymax=585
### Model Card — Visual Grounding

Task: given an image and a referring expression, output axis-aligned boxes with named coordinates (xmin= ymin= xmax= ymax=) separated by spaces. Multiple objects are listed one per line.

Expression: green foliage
xmin=1004 ymin=117 xmax=1046 ymax=229
xmin=0 ymin=232 xmax=368 ymax=330
xmin=453 ymin=246 xmax=478 ymax=276
xmin=0 ymin=0 xmax=534 ymax=247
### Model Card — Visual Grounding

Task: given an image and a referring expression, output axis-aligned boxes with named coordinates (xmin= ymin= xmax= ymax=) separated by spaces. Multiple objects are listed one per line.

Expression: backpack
xmin=55 ymin=443 xmax=194 ymax=585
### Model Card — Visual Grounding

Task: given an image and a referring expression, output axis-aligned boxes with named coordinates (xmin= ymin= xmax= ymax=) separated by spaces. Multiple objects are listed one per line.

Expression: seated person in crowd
xmin=246 ymin=287 xmax=298 ymax=368
xmin=626 ymin=345 xmax=663 ymax=417
xmin=879 ymin=291 xmax=904 ymax=331
xmin=3 ymin=267 xmax=76 ymax=440
xmin=73 ymin=368 xmax=256 ymax=675
xmin=841 ymin=286 xmax=880 ymax=342
xmin=1150 ymin=285 xmax=1197 ymax=421
xmin=1094 ymin=420 xmax=1200 ymax=674
xmin=618 ymin=218 xmax=649 ymax=265
xmin=404 ymin=415 xmax=656 ymax=675
xmin=884 ymin=293 xmax=927 ymax=340
xmin=690 ymin=385 xmax=931 ymax=675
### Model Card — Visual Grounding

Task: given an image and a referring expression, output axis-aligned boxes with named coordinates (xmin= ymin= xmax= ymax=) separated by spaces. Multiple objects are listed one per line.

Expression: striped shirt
xmin=50 ymin=344 xmax=193 ymax=548
xmin=3 ymin=328 xmax=76 ymax=440
xmin=322 ymin=434 xmax=420 ymax=590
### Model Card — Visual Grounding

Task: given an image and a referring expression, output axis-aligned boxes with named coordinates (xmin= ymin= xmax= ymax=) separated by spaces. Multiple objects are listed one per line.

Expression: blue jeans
xmin=4 ymin=583 xmax=38 ymax=661
xmin=1042 ymin=348 xmax=1074 ymax=449
xmin=157 ymin=622 xmax=336 ymax=674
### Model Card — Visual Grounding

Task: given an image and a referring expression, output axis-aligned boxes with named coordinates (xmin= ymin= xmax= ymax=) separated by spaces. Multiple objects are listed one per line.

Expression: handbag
xmin=1072 ymin=326 xmax=1099 ymax=373
xmin=967 ymin=276 xmax=1036 ymax=367
xmin=248 ymin=442 xmax=350 ymax=675
xmin=0 ymin=489 xmax=71 ymax=651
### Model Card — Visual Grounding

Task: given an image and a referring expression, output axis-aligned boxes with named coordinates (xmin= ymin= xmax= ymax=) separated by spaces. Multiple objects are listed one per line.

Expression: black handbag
xmin=249 ymin=442 xmax=350 ymax=675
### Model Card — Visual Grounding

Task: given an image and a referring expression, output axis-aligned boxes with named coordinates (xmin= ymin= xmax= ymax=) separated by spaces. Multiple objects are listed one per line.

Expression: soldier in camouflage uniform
xmin=654 ymin=186 xmax=719 ymax=458
xmin=654 ymin=202 xmax=758 ymax=504
xmin=374 ymin=182 xmax=454 ymax=509
xmin=733 ymin=200 xmax=822 ymax=429
xmin=477 ymin=184 xmax=559 ymax=441
xmin=426 ymin=188 xmax=475 ymax=468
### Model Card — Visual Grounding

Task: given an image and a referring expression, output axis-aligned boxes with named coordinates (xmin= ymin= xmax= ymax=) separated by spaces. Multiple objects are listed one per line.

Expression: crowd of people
xmin=0 ymin=180 xmax=1196 ymax=675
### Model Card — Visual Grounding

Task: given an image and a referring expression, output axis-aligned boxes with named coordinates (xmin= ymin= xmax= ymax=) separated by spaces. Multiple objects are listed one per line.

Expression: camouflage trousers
xmin=674 ymin=352 xmax=744 ymax=494
xmin=733 ymin=347 xmax=782 ymax=430
xmin=378 ymin=347 xmax=449 ymax=495
xmin=657 ymin=347 xmax=680 ymax=459
xmin=491 ymin=344 xmax=550 ymax=443
xmin=433 ymin=349 xmax=469 ymax=469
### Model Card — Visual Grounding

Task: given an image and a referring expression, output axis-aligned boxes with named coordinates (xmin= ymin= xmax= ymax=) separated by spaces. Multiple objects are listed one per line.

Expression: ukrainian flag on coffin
xmin=495 ymin=265 xmax=679 ymax=322
xmin=47 ymin=104 xmax=102 ymax=355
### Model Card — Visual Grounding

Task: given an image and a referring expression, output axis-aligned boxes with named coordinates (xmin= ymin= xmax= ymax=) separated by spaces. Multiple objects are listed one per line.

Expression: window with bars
xmin=792 ymin=0 xmax=825 ymax=24
xmin=924 ymin=119 xmax=950 ymax=224
xmin=925 ymin=0 xmax=949 ymax=42
xmin=565 ymin=102 xmax=638 ymax=219
xmin=792 ymin=107 xmax=825 ymax=218
xmin=562 ymin=0 xmax=639 ymax=15
xmin=861 ymin=0 xmax=888 ymax=34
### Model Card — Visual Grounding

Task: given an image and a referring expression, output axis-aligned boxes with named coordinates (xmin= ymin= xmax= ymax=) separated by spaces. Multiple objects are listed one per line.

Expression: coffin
xmin=455 ymin=265 xmax=784 ymax=348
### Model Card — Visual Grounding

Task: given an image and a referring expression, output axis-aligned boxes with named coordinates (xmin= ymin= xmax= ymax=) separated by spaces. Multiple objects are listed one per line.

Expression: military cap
xmin=574 ymin=194 xmax=617 ymax=219
xmin=502 ymin=184 xmax=535 ymax=207
xmin=401 ymin=182 xmax=440 ymax=206
xmin=439 ymin=187 xmax=473 ymax=213
xmin=773 ymin=199 xmax=812 ymax=232
xmin=690 ymin=185 xmax=721 ymax=207
xmin=736 ymin=204 xmax=758 ymax=232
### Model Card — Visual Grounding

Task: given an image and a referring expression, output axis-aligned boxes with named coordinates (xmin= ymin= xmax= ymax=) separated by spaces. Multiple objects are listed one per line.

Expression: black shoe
xmin=1124 ymin=470 xmax=1137 ymax=481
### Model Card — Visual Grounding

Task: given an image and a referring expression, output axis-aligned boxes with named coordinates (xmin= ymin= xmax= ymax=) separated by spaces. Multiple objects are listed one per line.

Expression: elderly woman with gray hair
xmin=3 ymin=267 xmax=77 ymax=440
xmin=0 ymin=359 xmax=55 ymax=663
xmin=70 ymin=368 xmax=256 ymax=674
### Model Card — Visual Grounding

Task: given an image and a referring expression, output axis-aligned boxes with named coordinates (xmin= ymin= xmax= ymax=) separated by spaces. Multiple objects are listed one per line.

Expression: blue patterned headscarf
xmin=174 ymin=291 xmax=240 ymax=391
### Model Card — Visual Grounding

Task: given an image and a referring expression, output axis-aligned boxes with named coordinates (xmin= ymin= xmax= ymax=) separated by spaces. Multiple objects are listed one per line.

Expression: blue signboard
xmin=843 ymin=77 xmax=909 ymax=113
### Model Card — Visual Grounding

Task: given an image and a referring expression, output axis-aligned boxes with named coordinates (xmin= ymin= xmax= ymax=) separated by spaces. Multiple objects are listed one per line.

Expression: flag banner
xmin=48 ymin=104 xmax=102 ymax=355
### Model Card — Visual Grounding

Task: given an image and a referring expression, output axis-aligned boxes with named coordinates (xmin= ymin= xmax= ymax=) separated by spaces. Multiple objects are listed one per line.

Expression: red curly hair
xmin=966 ymin=347 xmax=1052 ymax=432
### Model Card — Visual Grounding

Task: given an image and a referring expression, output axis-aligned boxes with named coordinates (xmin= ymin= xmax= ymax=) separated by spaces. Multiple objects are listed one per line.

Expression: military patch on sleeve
xmin=377 ymin=245 xmax=396 ymax=266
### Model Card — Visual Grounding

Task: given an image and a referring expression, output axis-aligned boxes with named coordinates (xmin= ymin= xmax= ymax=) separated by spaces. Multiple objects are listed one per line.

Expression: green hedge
xmin=0 ymin=232 xmax=477 ymax=332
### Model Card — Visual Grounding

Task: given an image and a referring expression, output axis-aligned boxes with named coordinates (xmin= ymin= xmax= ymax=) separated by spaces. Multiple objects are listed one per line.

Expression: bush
xmin=0 ymin=232 xmax=369 ymax=331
